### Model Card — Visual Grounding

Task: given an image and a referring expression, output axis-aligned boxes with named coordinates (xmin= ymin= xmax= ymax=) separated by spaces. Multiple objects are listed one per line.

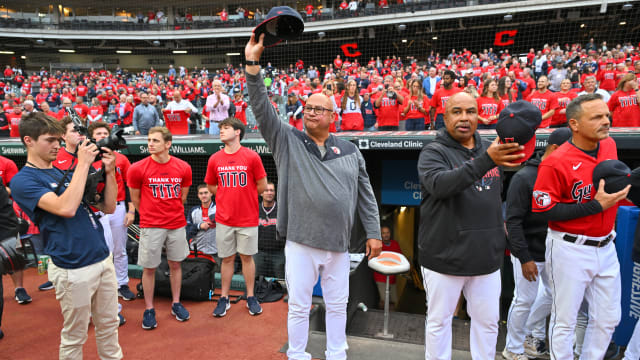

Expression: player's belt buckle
xmin=562 ymin=234 xmax=613 ymax=247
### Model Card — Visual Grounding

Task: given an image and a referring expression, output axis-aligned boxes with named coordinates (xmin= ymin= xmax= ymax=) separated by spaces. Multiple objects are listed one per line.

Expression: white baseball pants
xmin=99 ymin=214 xmax=113 ymax=253
xmin=546 ymin=230 xmax=621 ymax=360
xmin=524 ymin=268 xmax=552 ymax=341
xmin=421 ymin=267 xmax=501 ymax=360
xmin=109 ymin=202 xmax=130 ymax=287
xmin=506 ymin=256 xmax=551 ymax=354
xmin=285 ymin=240 xmax=350 ymax=360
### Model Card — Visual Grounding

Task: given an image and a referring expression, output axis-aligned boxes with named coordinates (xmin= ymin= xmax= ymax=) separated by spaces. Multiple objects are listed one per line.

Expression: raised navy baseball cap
xmin=496 ymin=100 xmax=542 ymax=164
xmin=593 ymin=160 xmax=631 ymax=193
xmin=253 ymin=6 xmax=304 ymax=48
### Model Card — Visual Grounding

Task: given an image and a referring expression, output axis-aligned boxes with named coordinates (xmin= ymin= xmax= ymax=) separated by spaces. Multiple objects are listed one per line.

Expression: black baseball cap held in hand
xmin=592 ymin=160 xmax=631 ymax=194
xmin=496 ymin=100 xmax=542 ymax=164
xmin=253 ymin=6 xmax=304 ymax=48
xmin=627 ymin=167 xmax=640 ymax=207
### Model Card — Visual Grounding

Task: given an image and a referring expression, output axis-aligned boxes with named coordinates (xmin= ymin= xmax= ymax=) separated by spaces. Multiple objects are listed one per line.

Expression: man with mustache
xmin=532 ymin=94 xmax=629 ymax=359
xmin=417 ymin=92 xmax=524 ymax=359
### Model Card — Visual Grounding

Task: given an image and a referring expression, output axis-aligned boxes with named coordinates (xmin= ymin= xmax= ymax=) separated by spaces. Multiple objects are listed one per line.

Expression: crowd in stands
xmin=1 ymin=37 xmax=639 ymax=138
xmin=1 ymin=0 xmax=510 ymax=30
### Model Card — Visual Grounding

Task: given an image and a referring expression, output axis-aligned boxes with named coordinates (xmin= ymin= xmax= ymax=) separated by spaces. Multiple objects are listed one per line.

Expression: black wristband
xmin=246 ymin=60 xmax=260 ymax=66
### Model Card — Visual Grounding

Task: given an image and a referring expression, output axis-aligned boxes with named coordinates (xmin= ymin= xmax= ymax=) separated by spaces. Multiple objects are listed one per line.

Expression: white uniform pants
xmin=109 ymin=203 xmax=130 ymax=287
xmin=506 ymin=256 xmax=551 ymax=353
xmin=624 ymin=316 xmax=640 ymax=360
xmin=285 ymin=241 xmax=350 ymax=360
xmin=99 ymin=214 xmax=113 ymax=253
xmin=546 ymin=231 xmax=621 ymax=360
xmin=421 ymin=267 xmax=501 ymax=360
xmin=525 ymin=269 xmax=552 ymax=340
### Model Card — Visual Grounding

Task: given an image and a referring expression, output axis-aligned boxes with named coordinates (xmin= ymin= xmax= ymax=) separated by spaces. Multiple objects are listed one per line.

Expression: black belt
xmin=562 ymin=234 xmax=613 ymax=248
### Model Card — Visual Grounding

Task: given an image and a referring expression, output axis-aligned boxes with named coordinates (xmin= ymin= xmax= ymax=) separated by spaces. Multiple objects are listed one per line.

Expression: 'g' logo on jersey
xmin=533 ymin=190 xmax=551 ymax=208
xmin=571 ymin=180 xmax=592 ymax=202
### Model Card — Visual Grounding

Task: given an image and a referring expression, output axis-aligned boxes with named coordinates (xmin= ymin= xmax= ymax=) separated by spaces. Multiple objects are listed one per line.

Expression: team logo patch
xmin=331 ymin=146 xmax=341 ymax=155
xmin=533 ymin=190 xmax=551 ymax=208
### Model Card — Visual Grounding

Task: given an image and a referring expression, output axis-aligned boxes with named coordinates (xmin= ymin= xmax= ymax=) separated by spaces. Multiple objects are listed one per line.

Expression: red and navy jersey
xmin=204 ymin=146 xmax=266 ymax=228
xmin=532 ymin=137 xmax=618 ymax=237
xmin=431 ymin=87 xmax=462 ymax=115
xmin=127 ymin=156 xmax=192 ymax=229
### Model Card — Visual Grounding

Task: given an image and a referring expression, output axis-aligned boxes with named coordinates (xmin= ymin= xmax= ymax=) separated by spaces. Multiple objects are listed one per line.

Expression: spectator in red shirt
xmin=220 ymin=8 xmax=228 ymax=22
xmin=372 ymin=226 xmax=402 ymax=310
xmin=526 ymin=75 xmax=558 ymax=128
xmin=39 ymin=102 xmax=57 ymax=118
xmin=3 ymin=65 xmax=13 ymax=81
xmin=476 ymin=79 xmax=503 ymax=129
xmin=551 ymin=79 xmax=578 ymax=128
xmin=6 ymin=107 xmax=22 ymax=138
xmin=374 ymin=75 xmax=405 ymax=130
xmin=430 ymin=70 xmax=462 ymax=130
xmin=87 ymin=98 xmax=104 ymax=124
xmin=400 ymin=79 xmax=430 ymax=130
xmin=305 ymin=4 xmax=314 ymax=18
xmin=608 ymin=73 xmax=640 ymax=127
xmin=597 ymin=62 xmax=617 ymax=92
xmin=73 ymin=96 xmax=90 ymax=123
xmin=232 ymin=93 xmax=248 ymax=125
xmin=334 ymin=55 xmax=343 ymax=70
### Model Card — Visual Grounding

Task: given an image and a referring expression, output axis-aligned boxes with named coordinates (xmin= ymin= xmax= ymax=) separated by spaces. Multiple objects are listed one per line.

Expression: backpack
xmin=137 ymin=250 xmax=217 ymax=301
xmin=252 ymin=276 xmax=285 ymax=303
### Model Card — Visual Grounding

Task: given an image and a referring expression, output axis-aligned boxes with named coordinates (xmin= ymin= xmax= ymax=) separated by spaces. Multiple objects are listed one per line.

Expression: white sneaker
xmin=502 ymin=348 xmax=529 ymax=360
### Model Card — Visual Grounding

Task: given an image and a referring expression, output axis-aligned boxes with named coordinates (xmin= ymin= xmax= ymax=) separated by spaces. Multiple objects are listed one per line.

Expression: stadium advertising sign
xmin=381 ymin=160 xmax=421 ymax=206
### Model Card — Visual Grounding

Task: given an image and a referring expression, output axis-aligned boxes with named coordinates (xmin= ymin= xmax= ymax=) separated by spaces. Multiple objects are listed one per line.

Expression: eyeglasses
xmin=303 ymin=105 xmax=332 ymax=115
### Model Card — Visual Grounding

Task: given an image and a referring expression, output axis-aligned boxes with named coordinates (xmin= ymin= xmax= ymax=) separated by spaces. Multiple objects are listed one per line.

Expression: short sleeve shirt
xmin=10 ymin=166 xmax=109 ymax=269
xmin=127 ymin=156 xmax=192 ymax=229
xmin=204 ymin=146 xmax=267 ymax=227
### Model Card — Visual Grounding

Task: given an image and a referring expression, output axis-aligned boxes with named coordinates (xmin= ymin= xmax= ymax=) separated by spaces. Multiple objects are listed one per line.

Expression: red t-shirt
xmin=431 ymin=87 xmax=462 ymax=115
xmin=233 ymin=99 xmax=248 ymax=125
xmin=598 ymin=70 xmax=617 ymax=91
xmin=0 ymin=155 xmax=18 ymax=185
xmin=403 ymin=95 xmax=430 ymax=121
xmin=551 ymin=91 xmax=578 ymax=126
xmin=532 ymin=137 xmax=619 ymax=237
xmin=88 ymin=106 xmax=104 ymax=120
xmin=6 ymin=112 xmax=21 ymax=138
xmin=476 ymin=96 xmax=503 ymax=124
xmin=76 ymin=86 xmax=88 ymax=97
xmin=127 ymin=156 xmax=192 ymax=229
xmin=373 ymin=93 xmax=401 ymax=127
xmin=73 ymin=103 xmax=90 ymax=119
xmin=608 ymin=89 xmax=640 ymax=127
xmin=163 ymin=109 xmax=190 ymax=135
xmin=526 ymin=90 xmax=558 ymax=128
xmin=204 ymin=147 xmax=267 ymax=227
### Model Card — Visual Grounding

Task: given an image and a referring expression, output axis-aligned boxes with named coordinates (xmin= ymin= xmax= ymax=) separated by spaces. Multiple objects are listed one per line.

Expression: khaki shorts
xmin=138 ymin=227 xmax=189 ymax=269
xmin=215 ymin=223 xmax=258 ymax=258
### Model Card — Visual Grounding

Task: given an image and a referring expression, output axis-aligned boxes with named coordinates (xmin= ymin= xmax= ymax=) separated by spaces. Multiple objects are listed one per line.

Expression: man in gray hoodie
xmin=417 ymin=92 xmax=524 ymax=359
xmin=245 ymin=33 xmax=382 ymax=360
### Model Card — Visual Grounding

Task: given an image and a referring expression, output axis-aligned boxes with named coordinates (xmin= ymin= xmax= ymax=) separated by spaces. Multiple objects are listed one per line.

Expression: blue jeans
xmin=477 ymin=123 xmax=497 ymax=130
xmin=405 ymin=117 xmax=425 ymax=131
xmin=208 ymin=121 xmax=220 ymax=135
xmin=434 ymin=114 xmax=445 ymax=130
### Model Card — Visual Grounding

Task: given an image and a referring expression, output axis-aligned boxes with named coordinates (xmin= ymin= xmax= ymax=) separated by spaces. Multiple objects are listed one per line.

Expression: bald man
xmin=204 ymin=80 xmax=230 ymax=135
xmin=417 ymin=92 xmax=524 ymax=359
xmin=245 ymin=34 xmax=382 ymax=360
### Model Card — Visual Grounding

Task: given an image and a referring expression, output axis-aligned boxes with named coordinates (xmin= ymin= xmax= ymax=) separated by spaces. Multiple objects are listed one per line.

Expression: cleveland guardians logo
xmin=571 ymin=181 xmax=592 ymax=202
xmin=533 ymin=190 xmax=551 ymax=208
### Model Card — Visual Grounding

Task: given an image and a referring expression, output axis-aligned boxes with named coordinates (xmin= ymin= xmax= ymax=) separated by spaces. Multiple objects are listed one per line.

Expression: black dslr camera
xmin=384 ymin=84 xmax=397 ymax=100
xmin=65 ymin=108 xmax=128 ymax=205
